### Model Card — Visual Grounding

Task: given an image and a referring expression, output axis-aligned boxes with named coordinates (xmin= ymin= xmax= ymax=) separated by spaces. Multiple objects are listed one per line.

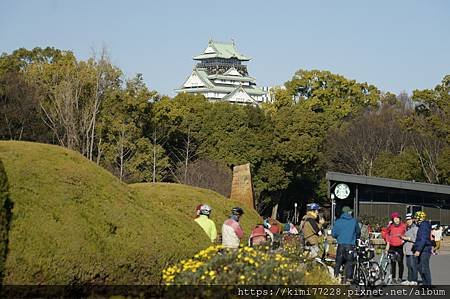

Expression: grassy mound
xmin=0 ymin=158 xmax=10 ymax=281
xmin=0 ymin=141 xmax=261 ymax=284
xmin=130 ymin=183 xmax=258 ymax=238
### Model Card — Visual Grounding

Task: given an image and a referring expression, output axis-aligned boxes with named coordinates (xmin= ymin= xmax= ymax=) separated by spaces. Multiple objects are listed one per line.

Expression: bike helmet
xmin=263 ymin=218 xmax=271 ymax=229
xmin=414 ymin=211 xmax=426 ymax=221
xmin=231 ymin=207 xmax=244 ymax=216
xmin=307 ymin=203 xmax=320 ymax=211
xmin=199 ymin=204 xmax=212 ymax=216
xmin=390 ymin=212 xmax=401 ymax=220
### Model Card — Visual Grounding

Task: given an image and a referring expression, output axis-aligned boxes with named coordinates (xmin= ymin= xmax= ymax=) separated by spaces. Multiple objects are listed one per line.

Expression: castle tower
xmin=176 ymin=40 xmax=267 ymax=105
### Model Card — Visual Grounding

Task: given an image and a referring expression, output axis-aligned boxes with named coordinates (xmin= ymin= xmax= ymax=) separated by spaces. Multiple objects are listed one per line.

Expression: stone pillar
xmin=230 ymin=163 xmax=255 ymax=209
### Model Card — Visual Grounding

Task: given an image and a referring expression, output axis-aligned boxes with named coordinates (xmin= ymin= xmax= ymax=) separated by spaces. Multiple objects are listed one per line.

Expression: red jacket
xmin=386 ymin=222 xmax=406 ymax=247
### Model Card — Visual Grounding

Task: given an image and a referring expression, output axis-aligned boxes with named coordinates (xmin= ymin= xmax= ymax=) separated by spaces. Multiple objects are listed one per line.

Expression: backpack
xmin=360 ymin=223 xmax=370 ymax=241
xmin=249 ymin=224 xmax=270 ymax=247
xmin=298 ymin=220 xmax=306 ymax=247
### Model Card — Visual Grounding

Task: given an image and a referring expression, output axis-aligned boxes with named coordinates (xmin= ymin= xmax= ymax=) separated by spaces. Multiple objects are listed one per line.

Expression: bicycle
xmin=301 ymin=233 xmax=338 ymax=278
xmin=378 ymin=249 xmax=402 ymax=285
xmin=351 ymin=239 xmax=382 ymax=288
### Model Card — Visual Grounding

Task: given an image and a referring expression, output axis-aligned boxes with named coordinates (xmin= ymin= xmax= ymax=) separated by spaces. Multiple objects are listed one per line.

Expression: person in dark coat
xmin=332 ymin=206 xmax=360 ymax=283
xmin=413 ymin=211 xmax=433 ymax=286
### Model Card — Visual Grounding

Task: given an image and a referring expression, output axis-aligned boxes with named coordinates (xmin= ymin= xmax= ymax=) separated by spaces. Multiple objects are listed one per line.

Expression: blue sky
xmin=1 ymin=0 xmax=449 ymax=96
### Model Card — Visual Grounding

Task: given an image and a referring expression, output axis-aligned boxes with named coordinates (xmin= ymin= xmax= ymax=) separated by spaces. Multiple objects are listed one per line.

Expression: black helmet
xmin=231 ymin=207 xmax=244 ymax=216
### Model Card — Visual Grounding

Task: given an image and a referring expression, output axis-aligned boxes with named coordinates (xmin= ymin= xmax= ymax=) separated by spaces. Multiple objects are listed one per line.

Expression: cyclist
xmin=300 ymin=203 xmax=324 ymax=258
xmin=413 ymin=211 xmax=432 ymax=286
xmin=194 ymin=204 xmax=217 ymax=242
xmin=222 ymin=207 xmax=244 ymax=250
xmin=385 ymin=212 xmax=406 ymax=284
xmin=332 ymin=206 xmax=360 ymax=284
xmin=401 ymin=213 xmax=418 ymax=285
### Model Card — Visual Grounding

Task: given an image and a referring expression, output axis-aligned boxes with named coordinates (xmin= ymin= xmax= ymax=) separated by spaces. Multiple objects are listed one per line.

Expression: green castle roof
xmin=193 ymin=40 xmax=251 ymax=61
xmin=175 ymin=85 xmax=266 ymax=96
xmin=207 ymin=74 xmax=256 ymax=82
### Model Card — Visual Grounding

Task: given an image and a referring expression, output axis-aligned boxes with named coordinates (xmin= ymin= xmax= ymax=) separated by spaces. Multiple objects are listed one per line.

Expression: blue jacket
xmin=414 ymin=220 xmax=432 ymax=253
xmin=332 ymin=213 xmax=360 ymax=245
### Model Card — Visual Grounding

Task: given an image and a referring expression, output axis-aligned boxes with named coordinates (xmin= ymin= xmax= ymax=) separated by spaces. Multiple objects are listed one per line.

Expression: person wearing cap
xmin=300 ymin=203 xmax=324 ymax=258
xmin=222 ymin=207 xmax=244 ymax=250
xmin=194 ymin=204 xmax=217 ymax=242
xmin=385 ymin=212 xmax=406 ymax=284
xmin=332 ymin=206 xmax=360 ymax=284
xmin=401 ymin=213 xmax=418 ymax=285
xmin=413 ymin=211 xmax=432 ymax=286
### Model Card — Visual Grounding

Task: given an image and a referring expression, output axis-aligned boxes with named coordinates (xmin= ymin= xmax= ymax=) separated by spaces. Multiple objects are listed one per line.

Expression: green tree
xmin=98 ymin=74 xmax=164 ymax=182
xmin=152 ymin=93 xmax=209 ymax=183
xmin=284 ymin=69 xmax=380 ymax=120
xmin=373 ymin=149 xmax=424 ymax=181
xmin=0 ymin=48 xmax=56 ymax=142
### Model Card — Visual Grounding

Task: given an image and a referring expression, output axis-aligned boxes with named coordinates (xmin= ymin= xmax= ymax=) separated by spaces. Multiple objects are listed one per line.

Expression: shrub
xmin=162 ymin=244 xmax=338 ymax=286
xmin=0 ymin=141 xmax=261 ymax=284
xmin=0 ymin=158 xmax=11 ymax=282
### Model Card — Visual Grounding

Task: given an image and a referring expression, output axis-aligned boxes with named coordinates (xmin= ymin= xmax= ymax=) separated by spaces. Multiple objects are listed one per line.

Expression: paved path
xmin=429 ymin=238 xmax=450 ymax=285
xmin=374 ymin=239 xmax=450 ymax=285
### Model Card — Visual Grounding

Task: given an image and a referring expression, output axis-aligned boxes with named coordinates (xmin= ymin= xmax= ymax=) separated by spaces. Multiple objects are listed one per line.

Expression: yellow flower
xmin=240 ymin=275 xmax=246 ymax=280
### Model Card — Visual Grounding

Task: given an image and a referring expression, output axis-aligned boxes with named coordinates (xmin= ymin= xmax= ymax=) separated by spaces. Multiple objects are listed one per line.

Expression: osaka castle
xmin=175 ymin=40 xmax=268 ymax=105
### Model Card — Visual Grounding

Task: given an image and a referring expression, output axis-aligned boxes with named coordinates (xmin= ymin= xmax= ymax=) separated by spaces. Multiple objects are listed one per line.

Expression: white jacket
xmin=222 ymin=219 xmax=243 ymax=249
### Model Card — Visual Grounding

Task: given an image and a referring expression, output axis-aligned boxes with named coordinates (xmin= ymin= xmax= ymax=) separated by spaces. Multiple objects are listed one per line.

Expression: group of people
xmin=332 ymin=207 xmax=436 ymax=286
xmin=193 ymin=202 xmax=439 ymax=286
xmin=194 ymin=203 xmax=245 ymax=249
xmin=382 ymin=211 xmax=437 ymax=285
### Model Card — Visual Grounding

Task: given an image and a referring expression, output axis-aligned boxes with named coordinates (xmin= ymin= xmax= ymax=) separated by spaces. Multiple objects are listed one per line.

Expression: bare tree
xmin=410 ymin=116 xmax=445 ymax=184
xmin=150 ymin=125 xmax=169 ymax=183
xmin=39 ymin=74 xmax=82 ymax=150
xmin=326 ymin=104 xmax=412 ymax=176
xmin=34 ymin=47 xmax=117 ymax=160
xmin=86 ymin=47 xmax=113 ymax=161
xmin=169 ymin=127 xmax=203 ymax=184
xmin=175 ymin=159 xmax=232 ymax=197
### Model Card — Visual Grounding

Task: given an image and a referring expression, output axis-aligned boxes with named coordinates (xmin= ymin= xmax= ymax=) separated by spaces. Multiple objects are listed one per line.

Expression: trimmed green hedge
xmin=0 ymin=158 xmax=10 ymax=283
xmin=0 ymin=141 xmax=261 ymax=284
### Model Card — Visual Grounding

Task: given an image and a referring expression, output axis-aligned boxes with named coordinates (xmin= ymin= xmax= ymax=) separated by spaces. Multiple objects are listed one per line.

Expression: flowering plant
xmin=162 ymin=242 xmax=337 ymax=285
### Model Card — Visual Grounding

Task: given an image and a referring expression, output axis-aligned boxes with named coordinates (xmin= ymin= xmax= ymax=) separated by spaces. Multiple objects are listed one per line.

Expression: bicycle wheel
xmin=357 ymin=265 xmax=369 ymax=287
xmin=368 ymin=261 xmax=381 ymax=286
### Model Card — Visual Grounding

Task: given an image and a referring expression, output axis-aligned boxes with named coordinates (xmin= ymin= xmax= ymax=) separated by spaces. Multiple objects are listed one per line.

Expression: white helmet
xmin=199 ymin=204 xmax=212 ymax=216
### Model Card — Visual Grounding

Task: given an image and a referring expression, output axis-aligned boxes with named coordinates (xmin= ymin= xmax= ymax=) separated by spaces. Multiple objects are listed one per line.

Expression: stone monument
xmin=230 ymin=163 xmax=255 ymax=209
